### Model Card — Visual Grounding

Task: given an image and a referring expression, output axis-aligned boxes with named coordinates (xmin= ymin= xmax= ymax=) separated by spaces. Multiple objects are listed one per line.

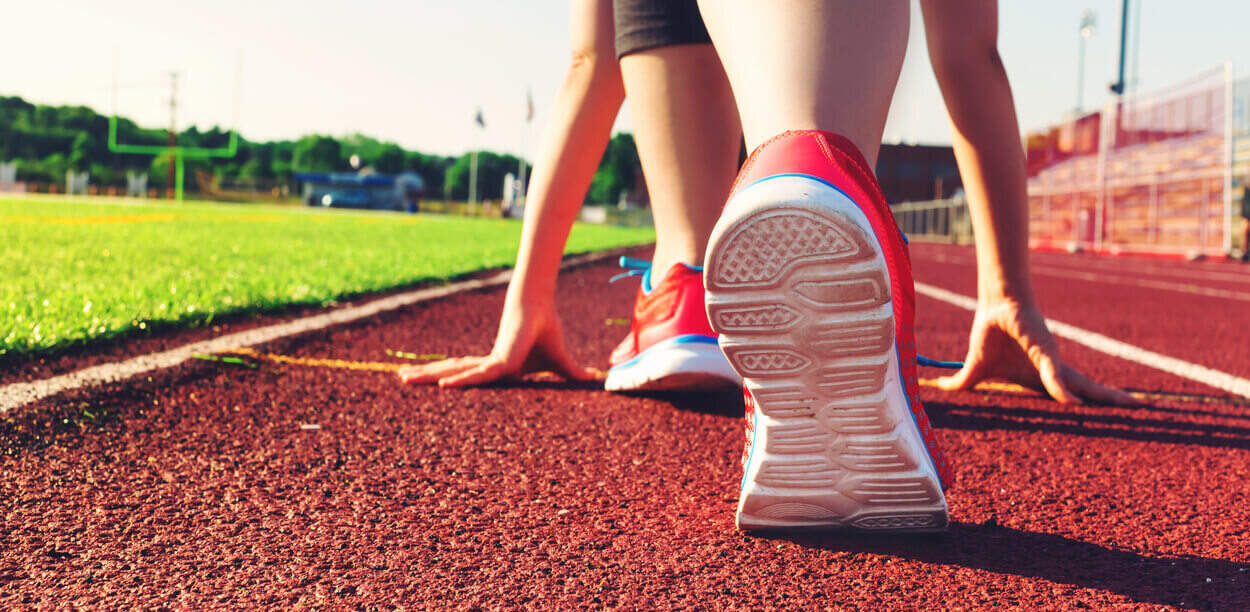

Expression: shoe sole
xmin=605 ymin=337 xmax=741 ymax=392
xmin=704 ymin=175 xmax=948 ymax=532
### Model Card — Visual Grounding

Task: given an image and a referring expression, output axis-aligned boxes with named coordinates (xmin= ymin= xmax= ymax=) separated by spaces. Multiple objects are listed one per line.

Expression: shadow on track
xmin=764 ymin=522 xmax=1248 ymax=609
xmin=1119 ymin=388 xmax=1250 ymax=416
xmin=624 ymin=389 xmax=744 ymax=418
xmin=432 ymin=380 xmax=743 ymax=417
xmin=926 ymin=400 xmax=1250 ymax=451
xmin=464 ymin=379 xmax=609 ymax=393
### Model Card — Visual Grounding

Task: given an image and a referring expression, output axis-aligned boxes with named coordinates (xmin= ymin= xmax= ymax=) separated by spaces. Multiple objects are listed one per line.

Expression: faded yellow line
xmin=3 ymin=213 xmax=179 ymax=225
xmin=199 ymin=213 xmax=291 ymax=223
xmin=919 ymin=378 xmax=1035 ymax=395
xmin=222 ymin=347 xmax=404 ymax=373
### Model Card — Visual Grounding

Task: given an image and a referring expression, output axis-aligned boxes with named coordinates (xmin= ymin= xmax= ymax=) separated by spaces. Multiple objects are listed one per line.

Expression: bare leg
xmin=696 ymin=0 xmax=909 ymax=164
xmin=920 ymin=0 xmax=1031 ymax=304
xmin=619 ymin=44 xmax=741 ymax=277
xmin=695 ymin=1 xmax=954 ymax=531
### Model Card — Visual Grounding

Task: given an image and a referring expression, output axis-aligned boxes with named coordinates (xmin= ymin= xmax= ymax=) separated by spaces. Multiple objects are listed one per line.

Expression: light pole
xmin=1109 ymin=0 xmax=1130 ymax=95
xmin=470 ymin=108 xmax=485 ymax=207
xmin=1077 ymin=9 xmax=1097 ymax=113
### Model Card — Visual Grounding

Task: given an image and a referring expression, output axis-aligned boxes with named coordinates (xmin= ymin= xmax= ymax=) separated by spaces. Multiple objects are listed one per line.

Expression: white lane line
xmin=1028 ymin=265 xmax=1250 ymax=303
xmin=914 ymin=246 xmax=1250 ymax=286
xmin=915 ymin=282 xmax=1250 ymax=400
xmin=916 ymin=252 xmax=1250 ymax=302
xmin=1029 ymin=257 xmax=1250 ymax=286
xmin=0 ymin=249 xmax=629 ymax=414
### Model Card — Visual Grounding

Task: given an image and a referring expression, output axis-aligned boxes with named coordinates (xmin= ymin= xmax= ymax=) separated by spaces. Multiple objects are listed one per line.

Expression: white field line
xmin=915 ymin=282 xmax=1250 ymax=400
xmin=0 ymin=249 xmax=628 ymax=414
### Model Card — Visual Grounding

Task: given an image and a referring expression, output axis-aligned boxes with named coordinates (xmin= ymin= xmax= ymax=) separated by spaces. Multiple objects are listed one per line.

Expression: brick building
xmin=875 ymin=143 xmax=962 ymax=204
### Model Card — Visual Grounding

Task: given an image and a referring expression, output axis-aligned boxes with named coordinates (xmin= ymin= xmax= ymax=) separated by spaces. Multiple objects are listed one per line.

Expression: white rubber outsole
xmin=605 ymin=338 xmax=741 ymax=392
xmin=704 ymin=175 xmax=948 ymax=532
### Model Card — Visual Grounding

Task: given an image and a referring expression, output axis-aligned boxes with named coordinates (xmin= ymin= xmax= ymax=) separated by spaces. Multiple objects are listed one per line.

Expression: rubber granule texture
xmin=2 ymin=246 xmax=1248 ymax=609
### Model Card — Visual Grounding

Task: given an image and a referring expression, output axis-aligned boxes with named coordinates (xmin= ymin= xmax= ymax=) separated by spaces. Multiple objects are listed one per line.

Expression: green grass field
xmin=2 ymin=197 xmax=655 ymax=359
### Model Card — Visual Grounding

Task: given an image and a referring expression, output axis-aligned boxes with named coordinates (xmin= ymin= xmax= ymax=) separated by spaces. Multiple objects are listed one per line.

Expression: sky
xmin=3 ymin=1 xmax=1249 ymax=158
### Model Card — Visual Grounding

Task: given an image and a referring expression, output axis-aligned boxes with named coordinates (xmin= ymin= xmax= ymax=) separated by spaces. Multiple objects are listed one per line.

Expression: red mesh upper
xmin=609 ymin=264 xmax=716 ymax=367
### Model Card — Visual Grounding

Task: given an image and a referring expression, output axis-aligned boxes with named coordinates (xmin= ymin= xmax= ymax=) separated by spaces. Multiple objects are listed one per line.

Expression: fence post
xmin=1201 ymin=174 xmax=1210 ymax=250
xmin=1041 ymin=174 xmax=1050 ymax=248
xmin=1095 ymin=99 xmax=1113 ymax=253
xmin=1150 ymin=172 xmax=1159 ymax=244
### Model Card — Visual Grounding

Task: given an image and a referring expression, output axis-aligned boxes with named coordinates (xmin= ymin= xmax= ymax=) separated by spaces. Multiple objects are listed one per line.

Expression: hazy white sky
xmin=4 ymin=1 xmax=1250 ymax=157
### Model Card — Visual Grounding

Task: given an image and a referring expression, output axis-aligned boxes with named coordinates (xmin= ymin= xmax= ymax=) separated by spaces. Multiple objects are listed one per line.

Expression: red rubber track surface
xmin=3 ymin=246 xmax=1248 ymax=609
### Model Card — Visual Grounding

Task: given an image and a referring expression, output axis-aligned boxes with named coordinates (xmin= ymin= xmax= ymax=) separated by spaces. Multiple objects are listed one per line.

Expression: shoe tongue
xmin=644 ymin=261 xmax=704 ymax=295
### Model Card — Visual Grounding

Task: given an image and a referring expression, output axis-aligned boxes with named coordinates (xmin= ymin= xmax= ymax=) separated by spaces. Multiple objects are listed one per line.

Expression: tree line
xmin=0 ymin=95 xmax=640 ymax=204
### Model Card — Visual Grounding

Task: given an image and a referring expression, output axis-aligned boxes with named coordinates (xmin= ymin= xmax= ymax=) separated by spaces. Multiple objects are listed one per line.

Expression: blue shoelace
xmin=608 ymin=256 xmax=651 ymax=283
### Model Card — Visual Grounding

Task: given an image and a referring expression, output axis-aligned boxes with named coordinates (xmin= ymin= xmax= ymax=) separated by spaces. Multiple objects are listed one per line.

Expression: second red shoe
xmin=606 ymin=258 xmax=740 ymax=392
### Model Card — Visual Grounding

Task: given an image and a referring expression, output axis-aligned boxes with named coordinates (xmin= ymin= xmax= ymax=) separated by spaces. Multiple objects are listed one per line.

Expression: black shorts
xmin=614 ymin=0 xmax=710 ymax=58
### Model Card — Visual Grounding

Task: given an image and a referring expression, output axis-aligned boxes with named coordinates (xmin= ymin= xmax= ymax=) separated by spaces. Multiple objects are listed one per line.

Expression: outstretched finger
xmin=399 ymin=357 xmax=483 ymax=384
xmin=1033 ymin=353 xmax=1081 ymax=404
xmin=439 ymin=360 xmax=514 ymax=388
xmin=544 ymin=346 xmax=599 ymax=382
xmin=1063 ymin=366 xmax=1141 ymax=406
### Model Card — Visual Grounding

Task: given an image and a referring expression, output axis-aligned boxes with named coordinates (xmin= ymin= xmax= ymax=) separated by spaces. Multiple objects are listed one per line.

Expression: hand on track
xmin=936 ymin=298 xmax=1139 ymax=405
xmin=398 ymin=299 xmax=599 ymax=387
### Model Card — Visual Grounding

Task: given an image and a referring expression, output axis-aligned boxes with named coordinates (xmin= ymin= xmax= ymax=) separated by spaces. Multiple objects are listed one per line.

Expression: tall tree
xmin=292 ymin=136 xmax=344 ymax=173
xmin=587 ymin=133 xmax=640 ymax=205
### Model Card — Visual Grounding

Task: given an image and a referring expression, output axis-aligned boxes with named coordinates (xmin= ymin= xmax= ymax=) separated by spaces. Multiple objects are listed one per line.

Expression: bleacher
xmin=1025 ymin=68 xmax=1233 ymax=256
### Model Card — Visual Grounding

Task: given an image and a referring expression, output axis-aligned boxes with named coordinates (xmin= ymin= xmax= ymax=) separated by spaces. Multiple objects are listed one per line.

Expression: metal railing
xmin=892 ymin=198 xmax=973 ymax=244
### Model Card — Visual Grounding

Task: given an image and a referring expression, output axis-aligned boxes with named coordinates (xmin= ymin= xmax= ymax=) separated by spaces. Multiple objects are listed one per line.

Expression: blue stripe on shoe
xmin=743 ymin=172 xmax=857 ymax=206
xmin=608 ymin=334 xmax=721 ymax=372
xmin=742 ymin=399 xmax=759 ymax=490
xmin=894 ymin=346 xmax=942 ymax=484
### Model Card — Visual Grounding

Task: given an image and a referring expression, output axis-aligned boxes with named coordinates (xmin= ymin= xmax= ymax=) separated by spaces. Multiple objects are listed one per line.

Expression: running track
xmin=2 ymin=245 xmax=1248 ymax=608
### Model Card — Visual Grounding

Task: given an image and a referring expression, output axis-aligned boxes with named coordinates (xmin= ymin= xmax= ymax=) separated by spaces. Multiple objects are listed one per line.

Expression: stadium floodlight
xmin=108 ymin=63 xmax=241 ymax=201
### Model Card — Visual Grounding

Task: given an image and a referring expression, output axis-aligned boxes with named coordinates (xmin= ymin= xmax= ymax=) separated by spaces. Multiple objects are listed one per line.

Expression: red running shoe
xmin=704 ymin=130 xmax=952 ymax=531
xmin=606 ymin=258 xmax=740 ymax=392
